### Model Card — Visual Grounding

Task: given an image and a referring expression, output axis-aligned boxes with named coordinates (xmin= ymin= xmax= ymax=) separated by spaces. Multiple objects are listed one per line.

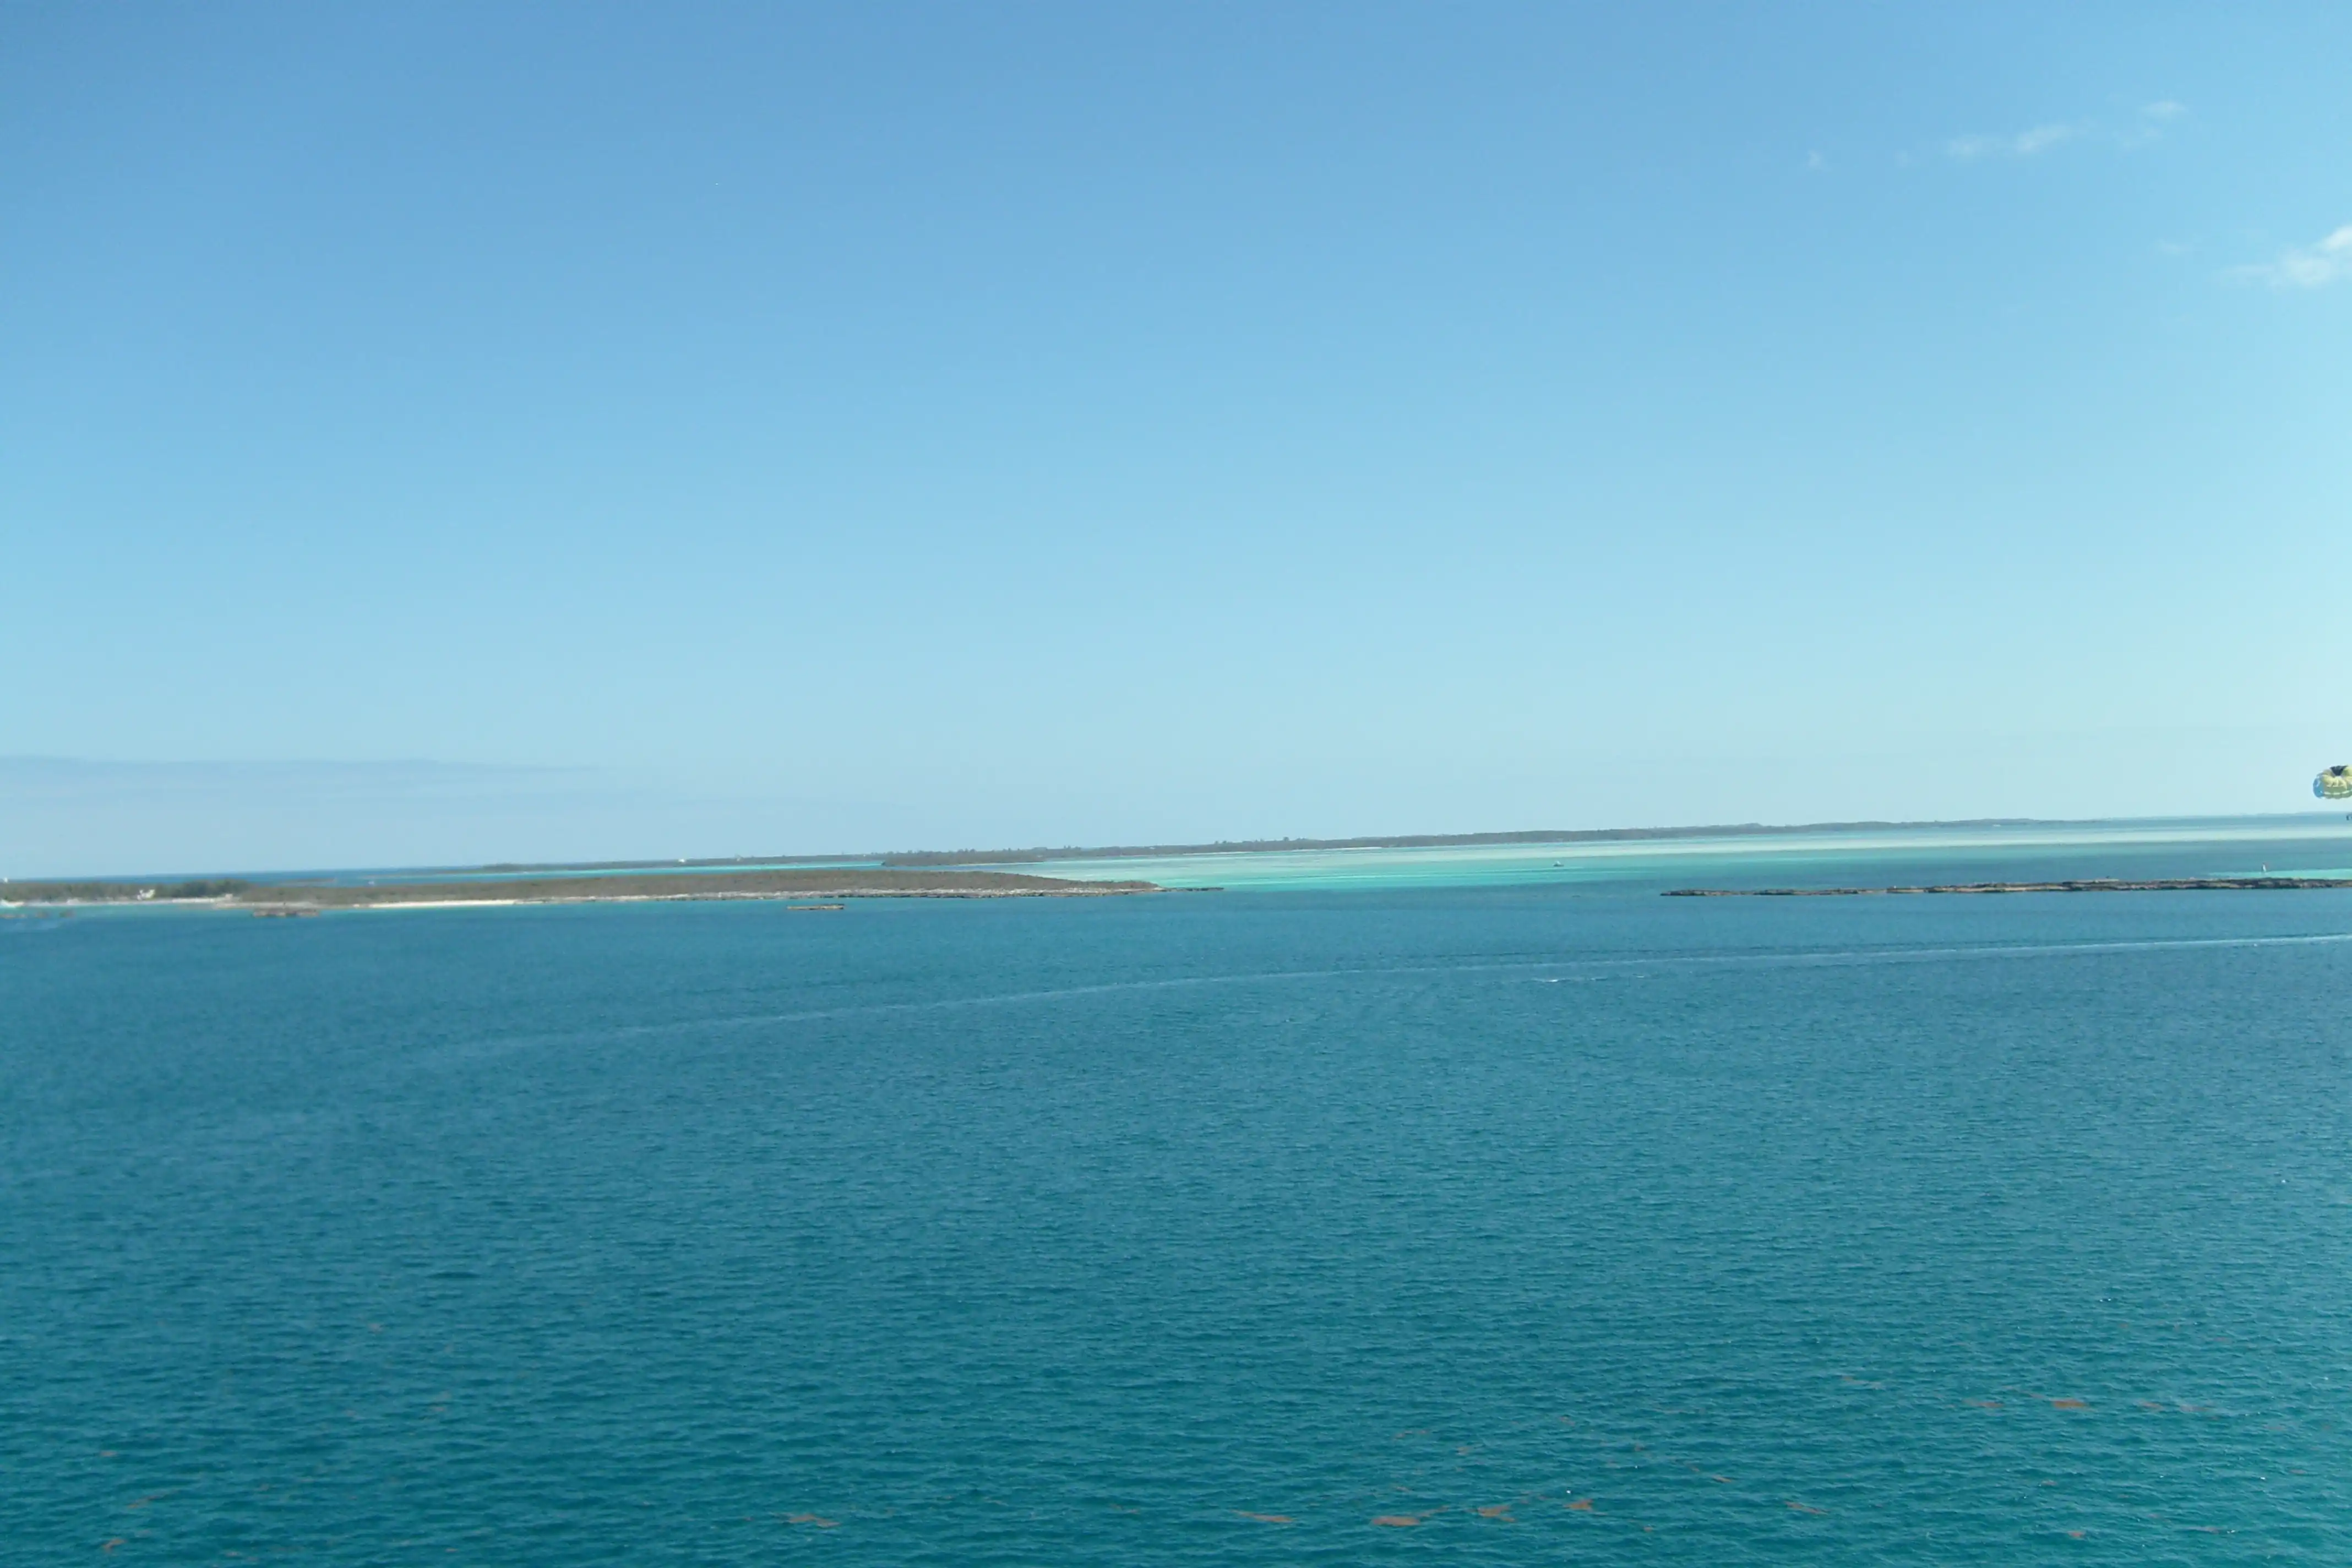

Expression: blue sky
xmin=6 ymin=3 xmax=2350 ymax=873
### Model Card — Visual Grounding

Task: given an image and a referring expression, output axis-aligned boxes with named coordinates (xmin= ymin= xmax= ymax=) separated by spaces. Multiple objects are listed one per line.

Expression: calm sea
xmin=7 ymin=831 xmax=2352 ymax=1562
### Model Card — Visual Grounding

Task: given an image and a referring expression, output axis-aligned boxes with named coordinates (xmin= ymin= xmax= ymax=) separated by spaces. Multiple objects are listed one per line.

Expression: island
xmin=0 ymin=869 xmax=1162 ymax=912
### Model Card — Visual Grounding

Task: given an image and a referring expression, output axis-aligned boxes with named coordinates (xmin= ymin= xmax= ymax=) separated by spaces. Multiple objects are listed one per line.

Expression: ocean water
xmin=6 ymin=869 xmax=2352 ymax=1562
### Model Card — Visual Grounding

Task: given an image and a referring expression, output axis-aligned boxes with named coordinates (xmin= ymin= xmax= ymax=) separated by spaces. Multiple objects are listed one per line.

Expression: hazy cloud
xmin=2118 ymin=100 xmax=2188 ymax=149
xmin=1945 ymin=123 xmax=2079 ymax=160
xmin=2234 ymin=225 xmax=2352 ymax=288
xmin=1942 ymin=101 xmax=2185 ymax=162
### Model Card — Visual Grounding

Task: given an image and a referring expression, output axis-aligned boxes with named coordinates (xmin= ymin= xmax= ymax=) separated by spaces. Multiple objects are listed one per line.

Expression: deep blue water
xmin=6 ymin=887 xmax=2351 ymax=1564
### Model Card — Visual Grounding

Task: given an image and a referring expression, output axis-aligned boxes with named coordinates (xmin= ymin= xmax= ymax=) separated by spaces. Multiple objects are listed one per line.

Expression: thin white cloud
xmin=1941 ymin=102 xmax=2185 ymax=162
xmin=2012 ymin=123 xmax=2077 ymax=155
xmin=2235 ymin=225 xmax=2352 ymax=288
xmin=1945 ymin=122 xmax=2079 ymax=160
xmin=2119 ymin=100 xmax=2188 ymax=149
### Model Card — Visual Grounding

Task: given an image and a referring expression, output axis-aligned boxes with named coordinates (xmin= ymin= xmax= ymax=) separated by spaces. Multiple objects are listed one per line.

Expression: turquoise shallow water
xmin=1002 ymin=815 xmax=2352 ymax=891
xmin=6 ymin=868 xmax=2352 ymax=1562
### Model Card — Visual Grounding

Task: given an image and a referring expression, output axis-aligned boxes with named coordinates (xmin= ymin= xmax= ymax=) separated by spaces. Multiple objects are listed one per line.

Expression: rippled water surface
xmin=7 ymin=882 xmax=2351 ymax=1563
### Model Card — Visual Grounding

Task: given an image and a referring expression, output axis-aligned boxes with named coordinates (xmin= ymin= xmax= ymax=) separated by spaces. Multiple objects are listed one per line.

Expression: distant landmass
xmin=6 ymin=817 xmax=2075 ymax=892
xmin=12 ymin=814 xmax=2345 ymax=907
xmin=379 ymin=818 xmax=2098 ymax=879
xmin=0 ymin=869 xmax=1159 ymax=910
xmin=870 ymin=819 xmax=2075 ymax=867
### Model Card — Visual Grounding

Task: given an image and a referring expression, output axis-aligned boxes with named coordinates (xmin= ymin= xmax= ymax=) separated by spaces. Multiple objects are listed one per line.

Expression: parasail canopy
xmin=2316 ymin=766 xmax=2352 ymax=800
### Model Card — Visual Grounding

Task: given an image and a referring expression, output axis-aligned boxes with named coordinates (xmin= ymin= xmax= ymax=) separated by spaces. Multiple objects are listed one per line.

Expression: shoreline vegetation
xmin=0 ymin=869 xmax=1162 ymax=911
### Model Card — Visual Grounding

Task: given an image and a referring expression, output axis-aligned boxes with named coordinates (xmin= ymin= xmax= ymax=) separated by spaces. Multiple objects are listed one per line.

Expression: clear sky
xmin=7 ymin=3 xmax=2351 ymax=874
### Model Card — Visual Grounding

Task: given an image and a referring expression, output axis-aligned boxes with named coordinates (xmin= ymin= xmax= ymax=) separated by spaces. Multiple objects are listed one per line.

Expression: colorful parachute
xmin=2317 ymin=766 xmax=2352 ymax=800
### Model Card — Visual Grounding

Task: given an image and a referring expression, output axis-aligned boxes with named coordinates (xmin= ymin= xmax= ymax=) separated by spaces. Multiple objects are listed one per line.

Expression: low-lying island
xmin=2 ymin=868 xmax=1161 ymax=912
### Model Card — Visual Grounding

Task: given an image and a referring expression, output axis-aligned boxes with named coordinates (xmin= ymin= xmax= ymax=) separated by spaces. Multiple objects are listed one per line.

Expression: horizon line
xmin=12 ymin=810 xmax=2347 ymax=886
